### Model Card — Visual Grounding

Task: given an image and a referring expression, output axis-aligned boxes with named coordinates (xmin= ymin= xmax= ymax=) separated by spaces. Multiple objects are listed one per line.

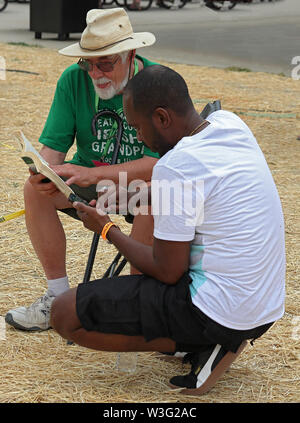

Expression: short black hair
xmin=124 ymin=65 xmax=194 ymax=117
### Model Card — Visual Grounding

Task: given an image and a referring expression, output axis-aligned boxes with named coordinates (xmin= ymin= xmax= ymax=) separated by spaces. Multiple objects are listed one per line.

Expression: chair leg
xmin=84 ymin=236 xmax=128 ymax=282
xmin=83 ymin=233 xmax=100 ymax=283
xmin=112 ymin=257 xmax=127 ymax=276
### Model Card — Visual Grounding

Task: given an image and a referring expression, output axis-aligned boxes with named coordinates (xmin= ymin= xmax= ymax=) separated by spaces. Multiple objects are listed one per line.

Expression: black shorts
xmin=76 ymin=273 xmax=273 ymax=353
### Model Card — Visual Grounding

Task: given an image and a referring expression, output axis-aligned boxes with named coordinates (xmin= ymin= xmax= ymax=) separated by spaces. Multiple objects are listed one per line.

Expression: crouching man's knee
xmin=50 ymin=287 xmax=80 ymax=339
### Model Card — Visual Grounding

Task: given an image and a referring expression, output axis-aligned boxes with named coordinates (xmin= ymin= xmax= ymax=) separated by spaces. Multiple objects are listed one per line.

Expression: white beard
xmin=92 ymin=71 xmax=129 ymax=100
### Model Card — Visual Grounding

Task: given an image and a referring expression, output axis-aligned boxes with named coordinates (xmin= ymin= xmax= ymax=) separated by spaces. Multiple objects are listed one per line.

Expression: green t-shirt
xmin=39 ymin=55 xmax=159 ymax=167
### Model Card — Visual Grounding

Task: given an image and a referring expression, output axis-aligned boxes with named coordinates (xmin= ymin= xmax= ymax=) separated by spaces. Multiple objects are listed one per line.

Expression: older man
xmin=50 ymin=65 xmax=285 ymax=395
xmin=5 ymin=8 xmax=158 ymax=332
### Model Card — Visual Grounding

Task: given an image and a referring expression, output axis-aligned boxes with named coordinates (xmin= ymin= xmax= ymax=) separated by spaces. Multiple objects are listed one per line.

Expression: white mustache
xmin=95 ymin=77 xmax=111 ymax=84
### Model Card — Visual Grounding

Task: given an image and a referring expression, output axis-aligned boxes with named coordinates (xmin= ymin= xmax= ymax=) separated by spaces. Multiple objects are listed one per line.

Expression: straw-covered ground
xmin=0 ymin=42 xmax=299 ymax=403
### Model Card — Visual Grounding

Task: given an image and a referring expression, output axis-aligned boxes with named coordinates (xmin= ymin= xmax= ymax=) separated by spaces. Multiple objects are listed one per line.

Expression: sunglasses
xmin=77 ymin=56 xmax=120 ymax=73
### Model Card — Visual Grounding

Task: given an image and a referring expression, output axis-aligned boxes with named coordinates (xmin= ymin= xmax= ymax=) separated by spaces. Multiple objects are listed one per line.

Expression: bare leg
xmin=24 ymin=179 xmax=72 ymax=280
xmin=5 ymin=182 xmax=83 ymax=331
xmin=129 ymin=211 xmax=154 ymax=275
xmin=50 ymin=288 xmax=175 ymax=352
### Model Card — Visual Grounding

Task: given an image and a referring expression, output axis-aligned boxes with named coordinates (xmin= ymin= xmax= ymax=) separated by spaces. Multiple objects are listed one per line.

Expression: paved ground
xmin=0 ymin=0 xmax=299 ymax=75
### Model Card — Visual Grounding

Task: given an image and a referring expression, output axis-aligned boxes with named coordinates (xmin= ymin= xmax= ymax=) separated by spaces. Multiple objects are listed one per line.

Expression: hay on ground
xmin=0 ymin=42 xmax=299 ymax=403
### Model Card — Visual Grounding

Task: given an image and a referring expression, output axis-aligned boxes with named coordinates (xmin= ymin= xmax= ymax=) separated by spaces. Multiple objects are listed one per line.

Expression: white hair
xmin=119 ymin=51 xmax=131 ymax=63
xmin=98 ymin=51 xmax=130 ymax=63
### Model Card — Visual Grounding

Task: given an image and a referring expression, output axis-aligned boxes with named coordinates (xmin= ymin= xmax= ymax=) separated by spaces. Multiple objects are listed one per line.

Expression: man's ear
xmin=130 ymin=50 xmax=136 ymax=64
xmin=152 ymin=107 xmax=171 ymax=130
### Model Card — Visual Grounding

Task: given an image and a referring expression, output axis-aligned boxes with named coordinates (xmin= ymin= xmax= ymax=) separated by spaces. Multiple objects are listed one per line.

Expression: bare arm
xmin=73 ymin=201 xmax=190 ymax=284
xmin=39 ymin=145 xmax=66 ymax=165
xmin=107 ymin=227 xmax=190 ymax=284
xmin=52 ymin=156 xmax=158 ymax=187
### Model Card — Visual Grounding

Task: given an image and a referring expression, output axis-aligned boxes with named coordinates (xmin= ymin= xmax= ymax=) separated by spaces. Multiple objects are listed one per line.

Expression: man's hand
xmin=97 ymin=183 xmax=151 ymax=216
xmin=28 ymin=169 xmax=59 ymax=196
xmin=73 ymin=200 xmax=111 ymax=233
xmin=52 ymin=163 xmax=97 ymax=187
xmin=97 ymin=184 xmax=131 ymax=215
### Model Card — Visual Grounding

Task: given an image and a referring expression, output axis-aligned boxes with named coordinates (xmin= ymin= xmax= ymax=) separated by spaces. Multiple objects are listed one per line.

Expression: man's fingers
xmin=51 ymin=164 xmax=90 ymax=187
xmin=64 ymin=177 xmax=75 ymax=186
xmin=28 ymin=173 xmax=59 ymax=196
xmin=50 ymin=164 xmax=67 ymax=176
xmin=29 ymin=173 xmax=45 ymax=182
xmin=73 ymin=201 xmax=89 ymax=213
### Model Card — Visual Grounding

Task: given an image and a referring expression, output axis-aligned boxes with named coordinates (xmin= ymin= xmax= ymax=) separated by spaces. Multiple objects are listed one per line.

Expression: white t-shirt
xmin=152 ymin=110 xmax=285 ymax=330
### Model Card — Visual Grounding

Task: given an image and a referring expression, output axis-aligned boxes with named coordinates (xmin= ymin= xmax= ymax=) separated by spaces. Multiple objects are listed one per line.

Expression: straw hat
xmin=59 ymin=8 xmax=156 ymax=58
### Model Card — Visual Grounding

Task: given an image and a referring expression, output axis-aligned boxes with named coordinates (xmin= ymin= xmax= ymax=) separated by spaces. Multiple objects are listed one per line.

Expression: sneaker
xmin=169 ymin=341 xmax=247 ymax=395
xmin=5 ymin=293 xmax=55 ymax=331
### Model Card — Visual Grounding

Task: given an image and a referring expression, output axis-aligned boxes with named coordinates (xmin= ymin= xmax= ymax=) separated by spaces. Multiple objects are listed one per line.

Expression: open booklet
xmin=16 ymin=131 xmax=88 ymax=205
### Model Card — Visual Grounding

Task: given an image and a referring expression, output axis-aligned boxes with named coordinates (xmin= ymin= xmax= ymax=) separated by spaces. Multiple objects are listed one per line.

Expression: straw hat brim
xmin=58 ymin=32 xmax=156 ymax=57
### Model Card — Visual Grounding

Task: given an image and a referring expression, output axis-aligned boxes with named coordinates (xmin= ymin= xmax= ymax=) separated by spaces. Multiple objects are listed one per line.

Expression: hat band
xmin=79 ymin=36 xmax=134 ymax=52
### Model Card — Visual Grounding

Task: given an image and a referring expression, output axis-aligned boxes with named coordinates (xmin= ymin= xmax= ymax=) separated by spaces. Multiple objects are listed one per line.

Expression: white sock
xmin=47 ymin=276 xmax=70 ymax=297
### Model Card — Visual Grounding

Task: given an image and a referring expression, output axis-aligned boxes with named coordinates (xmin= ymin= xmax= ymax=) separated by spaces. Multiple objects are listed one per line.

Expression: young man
xmin=50 ymin=65 xmax=285 ymax=395
xmin=5 ymin=8 xmax=158 ymax=332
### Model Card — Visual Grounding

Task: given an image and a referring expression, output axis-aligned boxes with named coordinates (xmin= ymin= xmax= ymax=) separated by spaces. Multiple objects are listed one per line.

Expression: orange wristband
xmin=101 ymin=222 xmax=118 ymax=242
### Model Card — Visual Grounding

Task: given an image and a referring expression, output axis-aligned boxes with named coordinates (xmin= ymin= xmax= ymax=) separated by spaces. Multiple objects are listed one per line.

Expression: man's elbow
xmin=142 ymin=156 xmax=159 ymax=173
xmin=158 ymin=270 xmax=187 ymax=285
